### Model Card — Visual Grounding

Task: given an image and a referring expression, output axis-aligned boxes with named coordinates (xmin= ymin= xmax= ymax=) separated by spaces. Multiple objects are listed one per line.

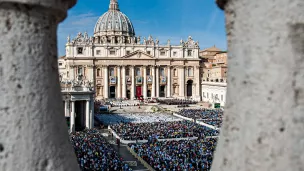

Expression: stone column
xmin=211 ymin=1 xmax=304 ymax=171
xmin=70 ymin=101 xmax=75 ymax=133
xmin=64 ymin=100 xmax=68 ymax=117
xmin=131 ymin=66 xmax=135 ymax=100
xmin=152 ymin=66 xmax=156 ymax=98
xmin=103 ymin=66 xmax=109 ymax=99
xmin=143 ymin=66 xmax=147 ymax=99
xmin=0 ymin=1 xmax=79 ymax=171
xmin=85 ymin=100 xmax=90 ymax=128
xmin=156 ymin=66 xmax=160 ymax=97
xmin=117 ymin=66 xmax=121 ymax=98
xmin=90 ymin=98 xmax=94 ymax=128
xmin=179 ymin=66 xmax=185 ymax=98
xmin=167 ymin=66 xmax=171 ymax=97
xmin=122 ymin=66 xmax=126 ymax=98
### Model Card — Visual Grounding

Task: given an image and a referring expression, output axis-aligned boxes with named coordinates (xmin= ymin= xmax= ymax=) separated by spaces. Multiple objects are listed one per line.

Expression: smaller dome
xmin=94 ymin=0 xmax=135 ymax=37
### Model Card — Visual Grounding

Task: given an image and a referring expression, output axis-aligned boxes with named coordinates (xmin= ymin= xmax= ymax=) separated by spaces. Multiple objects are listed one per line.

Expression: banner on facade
xmin=136 ymin=76 xmax=142 ymax=84
xmin=160 ymin=76 xmax=167 ymax=84
xmin=147 ymin=76 xmax=153 ymax=84
xmin=110 ymin=76 xmax=116 ymax=84
xmin=126 ymin=77 xmax=132 ymax=85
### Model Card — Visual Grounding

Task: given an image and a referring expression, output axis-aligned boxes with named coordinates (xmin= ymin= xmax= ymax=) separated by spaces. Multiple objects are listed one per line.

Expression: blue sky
xmin=57 ymin=0 xmax=227 ymax=56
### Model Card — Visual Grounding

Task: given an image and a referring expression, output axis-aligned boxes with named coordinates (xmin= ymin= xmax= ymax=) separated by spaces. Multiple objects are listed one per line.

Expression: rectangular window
xmin=173 ymin=52 xmax=177 ymax=56
xmin=188 ymin=50 xmax=192 ymax=56
xmin=160 ymin=51 xmax=166 ymax=56
xmin=160 ymin=68 xmax=165 ymax=76
xmin=96 ymin=50 xmax=101 ymax=55
xmin=77 ymin=47 xmax=83 ymax=54
xmin=147 ymin=51 xmax=151 ymax=55
xmin=78 ymin=67 xmax=83 ymax=76
xmin=59 ymin=63 xmax=62 ymax=66
xmin=147 ymin=68 xmax=151 ymax=76
xmin=109 ymin=49 xmax=116 ymax=55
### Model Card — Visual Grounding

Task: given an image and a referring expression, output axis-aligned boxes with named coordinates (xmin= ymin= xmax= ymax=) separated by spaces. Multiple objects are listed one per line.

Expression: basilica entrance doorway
xmin=110 ymin=86 xmax=116 ymax=98
xmin=160 ymin=86 xmax=166 ymax=97
xmin=126 ymin=90 xmax=131 ymax=99
xmin=136 ymin=86 xmax=142 ymax=99
xmin=187 ymin=80 xmax=193 ymax=97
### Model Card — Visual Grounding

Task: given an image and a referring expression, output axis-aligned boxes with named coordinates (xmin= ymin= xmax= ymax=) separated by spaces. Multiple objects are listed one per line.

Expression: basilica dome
xmin=94 ymin=0 xmax=135 ymax=37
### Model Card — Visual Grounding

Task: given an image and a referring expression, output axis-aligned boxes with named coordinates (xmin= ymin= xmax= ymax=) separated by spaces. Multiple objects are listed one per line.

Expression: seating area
xmin=110 ymin=120 xmax=219 ymax=141
xmin=129 ymin=138 xmax=218 ymax=171
xmin=70 ymin=129 xmax=132 ymax=171
xmin=177 ymin=109 xmax=224 ymax=128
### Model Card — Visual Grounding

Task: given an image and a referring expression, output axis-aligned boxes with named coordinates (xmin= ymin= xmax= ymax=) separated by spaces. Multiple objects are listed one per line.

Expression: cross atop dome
xmin=109 ymin=0 xmax=120 ymax=11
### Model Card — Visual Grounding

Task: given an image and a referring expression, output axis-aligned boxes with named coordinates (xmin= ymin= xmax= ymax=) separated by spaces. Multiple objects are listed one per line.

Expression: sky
xmin=57 ymin=0 xmax=227 ymax=56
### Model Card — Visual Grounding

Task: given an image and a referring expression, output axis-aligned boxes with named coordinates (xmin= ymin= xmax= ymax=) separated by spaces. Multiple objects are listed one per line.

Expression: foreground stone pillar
xmin=211 ymin=0 xmax=304 ymax=171
xmin=0 ymin=0 xmax=79 ymax=170
xmin=85 ymin=100 xmax=90 ymax=128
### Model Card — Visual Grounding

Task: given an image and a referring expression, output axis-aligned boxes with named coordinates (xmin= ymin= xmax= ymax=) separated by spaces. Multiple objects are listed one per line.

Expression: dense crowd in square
xmin=177 ymin=109 xmax=224 ymax=128
xmin=96 ymin=112 xmax=182 ymax=125
xmin=70 ymin=129 xmax=132 ymax=171
xmin=157 ymin=99 xmax=198 ymax=105
xmin=110 ymin=120 xmax=219 ymax=141
xmin=129 ymin=138 xmax=217 ymax=171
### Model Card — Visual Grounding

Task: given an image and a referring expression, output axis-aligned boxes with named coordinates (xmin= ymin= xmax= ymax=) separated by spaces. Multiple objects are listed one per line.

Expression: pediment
xmin=122 ymin=50 xmax=155 ymax=59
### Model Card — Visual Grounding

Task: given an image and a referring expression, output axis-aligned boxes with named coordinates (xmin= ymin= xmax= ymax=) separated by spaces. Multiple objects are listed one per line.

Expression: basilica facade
xmin=59 ymin=0 xmax=201 ymax=101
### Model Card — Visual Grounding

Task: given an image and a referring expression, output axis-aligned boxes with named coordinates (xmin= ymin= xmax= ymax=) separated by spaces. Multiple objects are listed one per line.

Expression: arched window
xmin=97 ymin=68 xmax=101 ymax=77
xmin=110 ymin=68 xmax=115 ymax=76
xmin=174 ymin=68 xmax=178 ymax=77
xmin=126 ymin=68 xmax=130 ymax=76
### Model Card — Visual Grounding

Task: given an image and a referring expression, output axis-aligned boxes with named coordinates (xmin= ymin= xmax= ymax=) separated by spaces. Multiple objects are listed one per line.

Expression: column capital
xmin=3 ymin=0 xmax=77 ymax=21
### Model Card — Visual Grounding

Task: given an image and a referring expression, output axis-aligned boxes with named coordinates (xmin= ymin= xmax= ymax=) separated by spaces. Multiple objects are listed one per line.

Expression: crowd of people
xmin=70 ymin=129 xmax=132 ymax=171
xmin=110 ymin=121 xmax=219 ymax=141
xmin=129 ymin=138 xmax=218 ymax=171
xmin=177 ymin=109 xmax=224 ymax=128
xmin=96 ymin=113 xmax=181 ymax=125
xmin=157 ymin=99 xmax=198 ymax=105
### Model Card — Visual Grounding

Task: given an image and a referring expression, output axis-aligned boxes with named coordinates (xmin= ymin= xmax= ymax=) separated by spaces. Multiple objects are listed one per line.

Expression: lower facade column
xmin=195 ymin=66 xmax=201 ymax=101
xmin=117 ymin=66 xmax=121 ymax=99
xmin=143 ymin=66 xmax=147 ymax=99
xmin=90 ymin=98 xmax=94 ymax=128
xmin=179 ymin=66 xmax=185 ymax=99
xmin=156 ymin=66 xmax=160 ymax=97
xmin=86 ymin=100 xmax=90 ymax=128
xmin=64 ymin=100 xmax=68 ymax=117
xmin=122 ymin=66 xmax=126 ymax=98
xmin=70 ymin=101 xmax=75 ymax=133
xmin=103 ymin=66 xmax=109 ymax=99
xmin=131 ymin=66 xmax=135 ymax=100
xmin=151 ymin=66 xmax=156 ymax=98
xmin=167 ymin=66 xmax=171 ymax=97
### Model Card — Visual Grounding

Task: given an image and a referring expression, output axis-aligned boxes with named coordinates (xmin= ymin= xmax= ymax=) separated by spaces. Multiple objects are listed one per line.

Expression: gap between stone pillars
xmin=0 ymin=1 xmax=79 ymax=171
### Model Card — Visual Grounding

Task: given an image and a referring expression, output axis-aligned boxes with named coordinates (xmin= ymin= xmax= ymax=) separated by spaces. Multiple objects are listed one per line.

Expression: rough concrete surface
xmin=211 ymin=0 xmax=304 ymax=171
xmin=0 ymin=0 xmax=79 ymax=171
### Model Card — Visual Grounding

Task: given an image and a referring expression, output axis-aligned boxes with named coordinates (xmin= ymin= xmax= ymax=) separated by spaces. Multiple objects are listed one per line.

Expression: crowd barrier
xmin=127 ymin=146 xmax=155 ymax=171
xmin=173 ymin=113 xmax=219 ymax=130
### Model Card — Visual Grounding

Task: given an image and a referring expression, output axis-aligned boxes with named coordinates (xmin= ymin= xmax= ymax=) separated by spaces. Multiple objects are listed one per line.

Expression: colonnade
xmin=64 ymin=100 xmax=94 ymax=133
xmin=101 ymin=65 xmax=201 ymax=100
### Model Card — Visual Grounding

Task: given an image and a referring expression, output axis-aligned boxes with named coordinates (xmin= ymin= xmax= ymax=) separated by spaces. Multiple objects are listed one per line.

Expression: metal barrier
xmin=126 ymin=146 xmax=155 ymax=171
